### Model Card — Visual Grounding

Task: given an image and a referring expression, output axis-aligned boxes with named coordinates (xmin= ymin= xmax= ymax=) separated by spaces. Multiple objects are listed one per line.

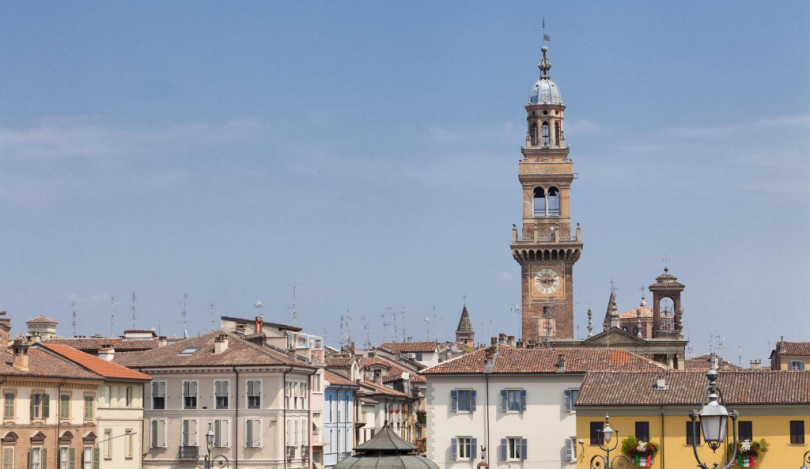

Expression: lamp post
xmin=589 ymin=415 xmax=631 ymax=469
xmin=800 ymin=450 xmax=810 ymax=469
xmin=196 ymin=422 xmax=229 ymax=469
xmin=688 ymin=367 xmax=739 ymax=469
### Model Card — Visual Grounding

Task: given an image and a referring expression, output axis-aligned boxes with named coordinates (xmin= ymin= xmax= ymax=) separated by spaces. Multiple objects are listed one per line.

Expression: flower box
xmin=737 ymin=454 xmax=756 ymax=467
xmin=621 ymin=436 xmax=658 ymax=467
xmin=633 ymin=454 xmax=653 ymax=467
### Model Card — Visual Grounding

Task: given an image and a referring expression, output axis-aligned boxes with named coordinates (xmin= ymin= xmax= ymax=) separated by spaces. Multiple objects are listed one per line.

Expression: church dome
xmin=528 ymin=46 xmax=562 ymax=105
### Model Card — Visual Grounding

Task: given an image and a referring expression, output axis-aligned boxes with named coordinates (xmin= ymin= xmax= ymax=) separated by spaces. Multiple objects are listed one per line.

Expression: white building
xmin=422 ymin=343 xmax=668 ymax=469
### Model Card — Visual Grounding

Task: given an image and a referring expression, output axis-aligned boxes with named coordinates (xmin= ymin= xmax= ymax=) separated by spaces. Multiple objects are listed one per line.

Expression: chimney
xmin=98 ymin=344 xmax=115 ymax=362
xmin=0 ymin=311 xmax=11 ymax=344
xmin=556 ymin=353 xmax=566 ymax=373
xmin=214 ymin=334 xmax=229 ymax=354
xmin=255 ymin=316 xmax=263 ymax=334
xmin=498 ymin=333 xmax=506 ymax=344
xmin=750 ymin=359 xmax=762 ymax=370
xmin=287 ymin=349 xmax=296 ymax=360
xmin=654 ymin=376 xmax=669 ymax=390
xmin=402 ymin=371 xmax=411 ymax=395
xmin=158 ymin=336 xmax=168 ymax=347
xmin=507 ymin=336 xmax=515 ymax=346
xmin=29 ymin=331 xmax=41 ymax=344
xmin=12 ymin=336 xmax=29 ymax=371
xmin=490 ymin=337 xmax=497 ymax=346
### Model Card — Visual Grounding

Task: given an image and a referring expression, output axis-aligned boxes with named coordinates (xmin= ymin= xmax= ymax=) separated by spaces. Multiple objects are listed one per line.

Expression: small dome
xmin=529 ymin=78 xmax=562 ymax=105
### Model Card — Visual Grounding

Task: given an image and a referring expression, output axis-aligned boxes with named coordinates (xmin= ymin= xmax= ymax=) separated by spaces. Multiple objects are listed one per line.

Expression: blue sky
xmin=1 ymin=2 xmax=808 ymax=364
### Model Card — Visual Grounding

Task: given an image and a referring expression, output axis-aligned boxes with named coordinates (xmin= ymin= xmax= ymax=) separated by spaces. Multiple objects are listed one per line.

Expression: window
xmin=151 ymin=419 xmax=166 ymax=447
xmin=789 ymin=360 xmax=806 ymax=370
xmin=182 ymin=419 xmax=198 ymax=447
xmin=59 ymin=446 xmax=69 ymax=469
xmin=790 ymin=420 xmax=805 ymax=444
xmin=530 ymin=123 xmax=538 ymax=146
xmin=500 ymin=389 xmax=526 ymax=412
xmin=103 ymin=429 xmax=112 ymax=459
xmin=542 ymin=122 xmax=550 ymax=146
xmin=450 ymin=389 xmax=476 ymax=412
xmin=635 ymin=421 xmax=650 ymax=442
xmin=415 ymin=353 xmax=423 ymax=361
xmin=564 ymin=389 xmax=579 ymax=412
xmin=99 ymin=386 xmax=110 ymax=408
xmin=215 ymin=381 xmax=229 ymax=409
xmin=179 ymin=347 xmax=199 ymax=355
xmin=214 ymin=419 xmax=229 ymax=447
xmin=31 ymin=393 xmax=49 ymax=420
xmin=451 ymin=437 xmax=477 ymax=460
xmin=738 ymin=421 xmax=753 ymax=441
xmin=125 ymin=386 xmax=133 ymax=407
xmin=152 ymin=381 xmax=166 ymax=410
xmin=590 ymin=421 xmax=604 ymax=445
xmin=247 ymin=380 xmax=261 ymax=409
xmin=246 ymin=419 xmax=261 ymax=447
xmin=547 ymin=187 xmax=560 ymax=216
xmin=3 ymin=392 xmax=14 ymax=419
xmin=313 ymin=373 xmax=322 ymax=393
xmin=564 ymin=437 xmax=577 ymax=462
xmin=125 ymin=429 xmax=133 ymax=459
xmin=686 ymin=421 xmax=701 ymax=445
xmin=82 ymin=447 xmax=95 ymax=469
xmin=500 ymin=437 xmax=526 ymax=461
xmin=533 ymin=188 xmax=546 ymax=217
xmin=59 ymin=394 xmax=70 ymax=420
xmin=3 ymin=446 xmax=14 ymax=469
xmin=183 ymin=381 xmax=197 ymax=409
xmin=30 ymin=447 xmax=44 ymax=469
xmin=84 ymin=395 xmax=94 ymax=420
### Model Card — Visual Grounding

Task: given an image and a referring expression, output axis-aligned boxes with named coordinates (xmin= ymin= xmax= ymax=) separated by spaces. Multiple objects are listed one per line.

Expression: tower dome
xmin=529 ymin=46 xmax=562 ymax=105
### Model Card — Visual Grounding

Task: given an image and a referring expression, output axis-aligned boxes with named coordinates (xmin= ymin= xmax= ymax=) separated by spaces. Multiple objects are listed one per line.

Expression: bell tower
xmin=511 ymin=45 xmax=583 ymax=343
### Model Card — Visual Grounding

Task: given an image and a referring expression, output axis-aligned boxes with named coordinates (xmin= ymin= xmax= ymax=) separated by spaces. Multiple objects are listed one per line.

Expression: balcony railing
xmin=287 ymin=445 xmax=296 ymax=460
xmin=178 ymin=446 xmax=199 ymax=460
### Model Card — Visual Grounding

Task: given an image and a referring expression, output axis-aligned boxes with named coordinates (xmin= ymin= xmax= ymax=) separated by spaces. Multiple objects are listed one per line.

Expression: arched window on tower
xmin=530 ymin=123 xmax=538 ymax=146
xmin=542 ymin=122 xmax=550 ymax=146
xmin=533 ymin=188 xmax=546 ymax=217
xmin=554 ymin=122 xmax=561 ymax=146
xmin=547 ymin=187 xmax=560 ymax=216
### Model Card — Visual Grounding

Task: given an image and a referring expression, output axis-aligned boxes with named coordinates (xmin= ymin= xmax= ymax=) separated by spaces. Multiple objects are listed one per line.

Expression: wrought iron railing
xmin=178 ymin=446 xmax=199 ymax=459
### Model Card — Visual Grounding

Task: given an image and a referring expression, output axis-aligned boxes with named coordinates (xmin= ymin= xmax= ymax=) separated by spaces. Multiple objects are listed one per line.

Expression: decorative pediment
xmin=1 ymin=432 xmax=18 ymax=444
xmin=581 ymin=327 xmax=648 ymax=346
xmin=82 ymin=431 xmax=97 ymax=444
xmin=59 ymin=431 xmax=73 ymax=444
xmin=29 ymin=431 xmax=46 ymax=443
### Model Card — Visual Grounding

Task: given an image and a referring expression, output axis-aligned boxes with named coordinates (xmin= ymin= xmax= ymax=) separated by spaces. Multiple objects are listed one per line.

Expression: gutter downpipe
xmin=484 ymin=373 xmax=490 ymax=467
xmin=57 ymin=378 xmax=66 ymax=460
xmin=660 ymin=405 xmax=665 ymax=469
xmin=233 ymin=366 xmax=240 ymax=469
xmin=283 ymin=366 xmax=294 ymax=469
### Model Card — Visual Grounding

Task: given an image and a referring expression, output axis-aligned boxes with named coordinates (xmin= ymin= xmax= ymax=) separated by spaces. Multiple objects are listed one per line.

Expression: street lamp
xmin=589 ymin=415 xmax=631 ymax=469
xmin=800 ymin=450 xmax=810 ymax=469
xmin=688 ymin=368 xmax=739 ymax=469
xmin=197 ymin=422 xmax=229 ymax=469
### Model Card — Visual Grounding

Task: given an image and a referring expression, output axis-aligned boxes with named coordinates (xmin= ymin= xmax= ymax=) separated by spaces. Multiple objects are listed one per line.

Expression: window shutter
xmin=191 ymin=420 xmax=197 ymax=446
xmin=30 ymin=398 xmax=34 ymax=419
xmin=563 ymin=390 xmax=572 ymax=412
xmin=520 ymin=439 xmax=527 ymax=461
xmin=92 ymin=448 xmax=99 ymax=469
xmin=183 ymin=381 xmax=188 ymax=396
xmin=28 ymin=449 xmax=32 ymax=469
xmin=41 ymin=449 xmax=47 ymax=469
xmin=564 ymin=438 xmax=573 ymax=462
xmin=520 ymin=390 xmax=527 ymax=411
xmin=214 ymin=420 xmax=221 ymax=447
xmin=470 ymin=390 xmax=476 ymax=412
xmin=471 ymin=438 xmax=478 ymax=459
xmin=499 ymin=439 xmax=507 ymax=461
xmin=255 ymin=380 xmax=261 ymax=395
xmin=158 ymin=420 xmax=166 ymax=447
xmin=42 ymin=394 xmax=49 ymax=419
xmin=183 ymin=420 xmax=189 ymax=445
xmin=247 ymin=380 xmax=253 ymax=396
xmin=69 ymin=448 xmax=76 ymax=469
xmin=450 ymin=438 xmax=457 ymax=460
xmin=222 ymin=420 xmax=229 ymax=447
xmin=151 ymin=420 xmax=157 ymax=447
xmin=246 ymin=420 xmax=254 ymax=448
xmin=500 ymin=390 xmax=507 ymax=412
xmin=450 ymin=390 xmax=458 ymax=412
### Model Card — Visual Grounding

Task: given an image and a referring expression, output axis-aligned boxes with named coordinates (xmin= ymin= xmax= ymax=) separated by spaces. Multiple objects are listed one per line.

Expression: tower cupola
xmin=529 ymin=46 xmax=562 ymax=105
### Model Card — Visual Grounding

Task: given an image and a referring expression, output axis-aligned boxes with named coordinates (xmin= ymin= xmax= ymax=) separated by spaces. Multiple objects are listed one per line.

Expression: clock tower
xmin=511 ymin=45 xmax=583 ymax=343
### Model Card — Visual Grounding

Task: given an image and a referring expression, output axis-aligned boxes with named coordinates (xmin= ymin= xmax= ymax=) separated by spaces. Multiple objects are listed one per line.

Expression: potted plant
xmin=728 ymin=439 xmax=768 ymax=467
xmin=621 ymin=436 xmax=659 ymax=467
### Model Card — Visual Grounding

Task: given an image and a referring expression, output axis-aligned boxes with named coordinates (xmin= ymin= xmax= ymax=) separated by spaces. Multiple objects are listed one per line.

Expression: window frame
xmin=686 ymin=421 xmax=701 ymax=445
xmin=247 ymin=379 xmax=261 ymax=409
xmin=452 ymin=389 xmax=475 ymax=413
xmin=59 ymin=446 xmax=69 ymax=469
xmin=103 ymin=429 xmax=112 ymax=460
xmin=31 ymin=392 xmax=47 ymax=421
xmin=564 ymin=389 xmax=579 ymax=413
xmin=634 ymin=421 xmax=650 ymax=442
xmin=506 ymin=437 xmax=526 ymax=461
xmin=182 ymin=419 xmax=198 ymax=447
xmin=125 ymin=386 xmax=133 ymax=408
xmin=124 ymin=429 xmax=134 ymax=459
xmin=213 ymin=418 xmax=230 ymax=448
xmin=738 ymin=421 xmax=753 ymax=441
xmin=82 ymin=446 xmax=92 ymax=469
xmin=788 ymin=360 xmax=806 ymax=370
xmin=790 ymin=420 xmax=805 ymax=444
xmin=245 ymin=418 xmax=262 ymax=448
xmin=182 ymin=380 xmax=198 ymax=410
xmin=151 ymin=419 xmax=167 ymax=448
xmin=3 ymin=390 xmax=15 ymax=420
xmin=31 ymin=447 xmax=43 ymax=469
xmin=2 ymin=446 xmax=13 ymax=469
xmin=455 ymin=437 xmax=476 ymax=459
xmin=214 ymin=380 xmax=230 ymax=410
xmin=590 ymin=421 xmax=604 ymax=445
xmin=83 ymin=394 xmax=95 ymax=421
xmin=59 ymin=393 xmax=71 ymax=420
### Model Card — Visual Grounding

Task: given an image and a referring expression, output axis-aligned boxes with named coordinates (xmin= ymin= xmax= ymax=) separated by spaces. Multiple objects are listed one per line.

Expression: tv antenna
xmin=210 ymin=303 xmax=215 ymax=330
xmin=290 ymin=286 xmax=299 ymax=325
xmin=362 ymin=316 xmax=371 ymax=349
xmin=424 ymin=317 xmax=431 ymax=341
xmin=400 ymin=308 xmax=407 ymax=341
xmin=109 ymin=296 xmax=120 ymax=337
xmin=131 ymin=291 xmax=137 ymax=329
xmin=72 ymin=302 xmax=77 ymax=337
xmin=181 ymin=293 xmax=189 ymax=334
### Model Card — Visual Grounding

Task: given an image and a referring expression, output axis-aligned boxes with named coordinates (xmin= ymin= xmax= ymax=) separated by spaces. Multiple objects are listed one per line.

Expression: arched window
xmin=542 ymin=122 xmax=550 ymax=146
xmin=547 ymin=187 xmax=560 ymax=216
xmin=533 ymin=188 xmax=546 ymax=217
xmin=530 ymin=123 xmax=538 ymax=146
xmin=554 ymin=122 xmax=561 ymax=146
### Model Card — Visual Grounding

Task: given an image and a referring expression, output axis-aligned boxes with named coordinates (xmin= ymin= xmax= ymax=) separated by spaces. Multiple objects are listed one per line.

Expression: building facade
xmin=323 ymin=371 xmax=356 ymax=469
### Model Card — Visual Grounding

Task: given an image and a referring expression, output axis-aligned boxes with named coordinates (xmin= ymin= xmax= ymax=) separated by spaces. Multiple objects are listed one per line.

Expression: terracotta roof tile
xmin=26 ymin=315 xmax=58 ymax=324
xmin=684 ymin=353 xmax=744 ymax=371
xmin=380 ymin=341 xmax=437 ymax=353
xmin=112 ymin=330 xmax=314 ymax=369
xmin=577 ymin=370 xmax=810 ymax=406
xmin=0 ymin=347 xmax=101 ymax=380
xmin=361 ymin=377 xmax=409 ymax=398
xmin=325 ymin=356 xmax=355 ymax=368
xmin=778 ymin=341 xmax=810 ymax=356
xmin=46 ymin=337 xmax=160 ymax=352
xmin=39 ymin=344 xmax=151 ymax=381
xmin=422 ymin=346 xmax=669 ymax=375
xmin=325 ymin=370 xmax=358 ymax=388
xmin=361 ymin=356 xmax=425 ymax=384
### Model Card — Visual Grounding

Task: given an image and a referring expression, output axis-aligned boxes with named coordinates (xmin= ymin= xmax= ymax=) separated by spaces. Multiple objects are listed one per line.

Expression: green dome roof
xmin=334 ymin=424 xmax=439 ymax=469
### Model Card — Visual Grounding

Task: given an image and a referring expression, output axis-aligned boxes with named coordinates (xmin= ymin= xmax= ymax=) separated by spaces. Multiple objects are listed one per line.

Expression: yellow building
xmin=574 ymin=371 xmax=810 ymax=469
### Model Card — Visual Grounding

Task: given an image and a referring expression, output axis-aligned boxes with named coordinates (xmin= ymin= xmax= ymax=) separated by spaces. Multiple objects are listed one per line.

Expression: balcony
xmin=178 ymin=446 xmax=199 ymax=460
xmin=287 ymin=445 xmax=296 ymax=460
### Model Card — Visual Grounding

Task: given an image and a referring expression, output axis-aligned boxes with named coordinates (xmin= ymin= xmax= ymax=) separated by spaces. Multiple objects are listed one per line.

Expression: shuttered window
xmin=2 ymin=447 xmax=12 ymax=469
xmin=214 ymin=419 xmax=229 ymax=447
xmin=215 ymin=381 xmax=229 ymax=409
xmin=182 ymin=419 xmax=198 ymax=447
xmin=245 ymin=419 xmax=261 ymax=447
xmin=183 ymin=381 xmax=197 ymax=409
xmin=247 ymin=380 xmax=261 ymax=409
xmin=151 ymin=419 xmax=166 ymax=447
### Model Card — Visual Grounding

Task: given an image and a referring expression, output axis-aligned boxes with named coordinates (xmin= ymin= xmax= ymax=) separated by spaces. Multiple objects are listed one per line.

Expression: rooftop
xmin=39 ymin=343 xmax=151 ymax=381
xmin=380 ymin=341 xmax=437 ymax=354
xmin=1 ymin=345 xmax=100 ymax=380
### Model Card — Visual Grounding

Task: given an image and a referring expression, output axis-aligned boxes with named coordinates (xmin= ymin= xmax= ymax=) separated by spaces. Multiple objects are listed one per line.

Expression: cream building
xmin=113 ymin=330 xmax=317 ymax=469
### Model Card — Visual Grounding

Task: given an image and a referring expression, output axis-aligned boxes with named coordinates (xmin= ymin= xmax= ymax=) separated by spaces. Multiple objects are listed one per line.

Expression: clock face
xmin=534 ymin=268 xmax=561 ymax=295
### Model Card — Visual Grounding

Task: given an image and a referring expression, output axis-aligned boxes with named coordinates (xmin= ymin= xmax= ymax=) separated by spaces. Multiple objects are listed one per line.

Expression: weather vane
xmin=542 ymin=15 xmax=550 ymax=44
